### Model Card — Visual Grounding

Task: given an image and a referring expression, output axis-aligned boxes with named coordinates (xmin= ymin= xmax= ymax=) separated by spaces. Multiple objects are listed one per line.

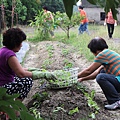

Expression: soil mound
xmin=23 ymin=41 xmax=118 ymax=120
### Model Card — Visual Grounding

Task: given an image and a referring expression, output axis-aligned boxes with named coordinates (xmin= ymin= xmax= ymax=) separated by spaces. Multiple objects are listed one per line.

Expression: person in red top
xmin=104 ymin=9 xmax=117 ymax=39
xmin=78 ymin=6 xmax=89 ymax=34
xmin=43 ymin=6 xmax=55 ymax=38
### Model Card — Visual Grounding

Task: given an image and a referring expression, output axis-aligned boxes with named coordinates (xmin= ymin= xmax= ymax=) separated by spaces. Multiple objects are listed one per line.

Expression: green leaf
xmin=68 ymin=107 xmax=79 ymax=115
xmin=87 ymin=0 xmax=97 ymax=4
xmin=3 ymin=94 xmax=19 ymax=100
xmin=63 ymin=0 xmax=75 ymax=19
xmin=89 ymin=113 xmax=95 ymax=119
xmin=14 ymin=100 xmax=27 ymax=111
xmin=0 ymin=100 xmax=14 ymax=106
xmin=0 ymin=106 xmax=16 ymax=120
xmin=0 ymin=88 xmax=7 ymax=97
xmin=0 ymin=99 xmax=27 ymax=111
xmin=20 ymin=111 xmax=35 ymax=120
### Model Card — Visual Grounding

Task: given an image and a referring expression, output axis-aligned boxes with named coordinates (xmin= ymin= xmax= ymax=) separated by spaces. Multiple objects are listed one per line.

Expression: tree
xmin=15 ymin=0 xmax=27 ymax=24
xmin=29 ymin=10 xmax=55 ymax=41
xmin=0 ymin=0 xmax=28 ymax=27
xmin=20 ymin=0 xmax=41 ymax=24
xmin=0 ymin=0 xmax=41 ymax=27
xmin=0 ymin=6 xmax=1 ymax=33
xmin=63 ymin=0 xmax=119 ymax=20
xmin=40 ymin=0 xmax=65 ymax=13
xmin=54 ymin=12 xmax=83 ymax=38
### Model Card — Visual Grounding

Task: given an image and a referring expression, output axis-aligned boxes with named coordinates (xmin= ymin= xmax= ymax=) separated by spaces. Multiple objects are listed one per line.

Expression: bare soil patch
xmin=23 ymin=41 xmax=118 ymax=120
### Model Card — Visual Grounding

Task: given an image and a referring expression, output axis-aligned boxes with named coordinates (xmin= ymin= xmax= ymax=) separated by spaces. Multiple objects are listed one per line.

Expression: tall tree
xmin=0 ymin=0 xmax=27 ymax=27
xmin=20 ymin=0 xmax=41 ymax=24
xmin=40 ymin=0 xmax=65 ymax=13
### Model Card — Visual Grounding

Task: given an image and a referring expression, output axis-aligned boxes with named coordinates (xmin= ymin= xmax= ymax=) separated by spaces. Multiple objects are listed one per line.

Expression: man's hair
xmin=3 ymin=28 xmax=26 ymax=49
xmin=43 ymin=6 xmax=48 ymax=11
xmin=79 ymin=6 xmax=84 ymax=9
xmin=88 ymin=37 xmax=108 ymax=53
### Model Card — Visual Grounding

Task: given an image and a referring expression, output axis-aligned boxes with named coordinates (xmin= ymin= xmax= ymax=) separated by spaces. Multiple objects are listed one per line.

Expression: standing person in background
xmin=43 ymin=6 xmax=55 ymax=38
xmin=78 ymin=6 xmax=89 ymax=34
xmin=104 ymin=9 xmax=117 ymax=39
xmin=0 ymin=27 xmax=57 ymax=100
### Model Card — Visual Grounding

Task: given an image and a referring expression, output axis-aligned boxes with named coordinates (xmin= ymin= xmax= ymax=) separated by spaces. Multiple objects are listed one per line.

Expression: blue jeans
xmin=78 ymin=22 xmax=89 ymax=34
xmin=96 ymin=70 xmax=120 ymax=104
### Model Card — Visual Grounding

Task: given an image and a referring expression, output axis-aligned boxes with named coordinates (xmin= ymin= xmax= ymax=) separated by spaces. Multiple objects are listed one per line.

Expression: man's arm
xmin=78 ymin=66 xmax=103 ymax=82
xmin=78 ymin=62 xmax=103 ymax=82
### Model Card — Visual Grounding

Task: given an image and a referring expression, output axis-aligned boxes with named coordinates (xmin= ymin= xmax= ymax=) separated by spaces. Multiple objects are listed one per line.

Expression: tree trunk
xmin=16 ymin=13 xmax=18 ymax=27
xmin=67 ymin=27 xmax=70 ymax=39
xmin=11 ymin=0 xmax=16 ymax=28
xmin=1 ymin=5 xmax=6 ymax=29
xmin=0 ymin=6 xmax=1 ymax=47
xmin=0 ymin=6 xmax=1 ymax=34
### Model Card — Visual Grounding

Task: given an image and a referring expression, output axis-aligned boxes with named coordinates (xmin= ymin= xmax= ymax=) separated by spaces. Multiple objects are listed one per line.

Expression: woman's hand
xmin=78 ymin=78 xmax=83 ymax=82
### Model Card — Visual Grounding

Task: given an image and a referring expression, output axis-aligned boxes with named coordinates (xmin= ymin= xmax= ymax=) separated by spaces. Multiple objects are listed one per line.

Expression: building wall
xmin=85 ymin=8 xmax=120 ymax=24
xmin=84 ymin=8 xmax=105 ymax=24
xmin=74 ymin=6 xmax=120 ymax=24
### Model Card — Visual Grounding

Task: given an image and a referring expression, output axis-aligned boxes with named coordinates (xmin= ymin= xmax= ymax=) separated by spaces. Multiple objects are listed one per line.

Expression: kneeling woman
xmin=0 ymin=28 xmax=56 ymax=101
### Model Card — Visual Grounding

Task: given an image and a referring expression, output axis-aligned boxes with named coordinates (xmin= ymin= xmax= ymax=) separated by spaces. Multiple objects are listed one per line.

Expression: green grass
xmin=28 ymin=24 xmax=120 ymax=61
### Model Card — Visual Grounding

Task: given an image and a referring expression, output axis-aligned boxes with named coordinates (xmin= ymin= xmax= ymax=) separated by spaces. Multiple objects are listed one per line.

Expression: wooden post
xmin=1 ymin=4 xmax=6 ymax=29
xmin=0 ymin=5 xmax=2 ymax=47
xmin=0 ymin=5 xmax=1 ymax=34
xmin=11 ymin=0 xmax=16 ymax=28
xmin=16 ymin=13 xmax=18 ymax=27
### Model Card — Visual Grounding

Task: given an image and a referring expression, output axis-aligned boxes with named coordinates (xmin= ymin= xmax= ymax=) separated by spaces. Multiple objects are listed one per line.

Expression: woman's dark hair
xmin=2 ymin=28 xmax=26 ymax=49
xmin=88 ymin=37 xmax=108 ymax=53
xmin=43 ymin=6 xmax=48 ymax=11
xmin=79 ymin=6 xmax=84 ymax=9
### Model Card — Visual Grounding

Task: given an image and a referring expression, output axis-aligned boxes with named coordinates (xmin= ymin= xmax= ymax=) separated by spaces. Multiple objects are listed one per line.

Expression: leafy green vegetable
xmin=68 ymin=107 xmax=79 ymax=115
xmin=48 ymin=69 xmax=77 ymax=88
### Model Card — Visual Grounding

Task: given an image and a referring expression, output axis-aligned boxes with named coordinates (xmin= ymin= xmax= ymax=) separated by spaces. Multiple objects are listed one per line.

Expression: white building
xmin=74 ymin=0 xmax=120 ymax=24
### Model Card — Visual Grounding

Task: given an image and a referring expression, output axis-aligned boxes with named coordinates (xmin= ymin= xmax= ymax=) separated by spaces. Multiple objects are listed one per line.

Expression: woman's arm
xmin=78 ymin=62 xmax=103 ymax=81
xmin=78 ymin=65 xmax=103 ymax=82
xmin=8 ymin=56 xmax=32 ymax=78
xmin=104 ymin=14 xmax=108 ymax=25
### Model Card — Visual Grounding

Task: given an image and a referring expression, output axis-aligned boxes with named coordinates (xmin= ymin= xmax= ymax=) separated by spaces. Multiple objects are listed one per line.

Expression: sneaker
xmin=104 ymin=100 xmax=120 ymax=110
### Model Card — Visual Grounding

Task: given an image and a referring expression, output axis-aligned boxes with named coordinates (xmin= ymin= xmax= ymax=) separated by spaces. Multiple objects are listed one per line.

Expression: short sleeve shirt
xmin=106 ymin=12 xmax=115 ymax=24
xmin=0 ymin=47 xmax=16 ymax=86
xmin=94 ymin=49 xmax=120 ymax=76
xmin=80 ymin=10 xmax=89 ymax=23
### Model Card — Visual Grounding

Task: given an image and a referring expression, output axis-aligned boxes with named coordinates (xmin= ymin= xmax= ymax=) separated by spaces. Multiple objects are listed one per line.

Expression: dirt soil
xmin=22 ymin=41 xmax=120 ymax=120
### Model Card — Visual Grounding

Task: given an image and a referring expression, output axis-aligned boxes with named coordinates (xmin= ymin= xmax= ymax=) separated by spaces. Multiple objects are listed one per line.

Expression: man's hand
xmin=104 ymin=22 xmax=106 ymax=26
xmin=78 ymin=78 xmax=83 ymax=82
xmin=114 ymin=22 xmax=117 ymax=26
xmin=81 ymin=22 xmax=84 ymax=24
